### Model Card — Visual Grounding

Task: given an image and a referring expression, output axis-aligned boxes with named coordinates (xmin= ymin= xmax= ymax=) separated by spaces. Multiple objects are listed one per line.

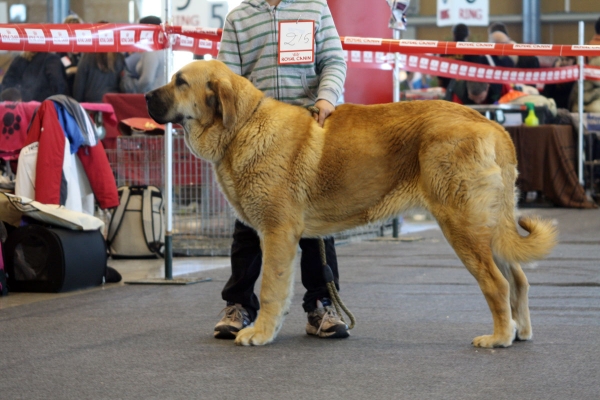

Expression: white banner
xmin=437 ymin=0 xmax=489 ymax=27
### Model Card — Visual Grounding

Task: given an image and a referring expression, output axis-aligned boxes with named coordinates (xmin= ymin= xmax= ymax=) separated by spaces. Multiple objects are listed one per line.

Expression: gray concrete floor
xmin=1 ymin=207 xmax=599 ymax=400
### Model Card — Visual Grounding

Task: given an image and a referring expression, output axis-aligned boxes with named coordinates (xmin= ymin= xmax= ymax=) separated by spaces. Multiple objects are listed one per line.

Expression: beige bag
xmin=106 ymin=185 xmax=164 ymax=258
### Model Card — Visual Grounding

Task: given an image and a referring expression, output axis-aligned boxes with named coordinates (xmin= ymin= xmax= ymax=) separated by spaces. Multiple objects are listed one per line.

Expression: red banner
xmin=0 ymin=23 xmax=167 ymax=53
xmin=343 ymin=52 xmax=600 ymax=83
xmin=3 ymin=23 xmax=600 ymax=57
xmin=1 ymin=23 xmax=599 ymax=84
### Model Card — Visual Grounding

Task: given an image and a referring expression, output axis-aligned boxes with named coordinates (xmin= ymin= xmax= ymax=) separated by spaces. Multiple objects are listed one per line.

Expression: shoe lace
xmin=219 ymin=304 xmax=246 ymax=323
xmin=316 ymin=306 xmax=340 ymax=336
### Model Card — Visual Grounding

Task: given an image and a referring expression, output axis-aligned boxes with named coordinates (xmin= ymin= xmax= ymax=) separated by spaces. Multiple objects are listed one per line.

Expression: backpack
xmin=107 ymin=185 xmax=164 ymax=258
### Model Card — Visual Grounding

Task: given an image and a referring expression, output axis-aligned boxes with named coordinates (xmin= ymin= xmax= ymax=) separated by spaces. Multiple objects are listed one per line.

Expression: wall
xmin=4 ymin=0 xmax=131 ymax=23
xmin=329 ymin=0 xmax=394 ymax=104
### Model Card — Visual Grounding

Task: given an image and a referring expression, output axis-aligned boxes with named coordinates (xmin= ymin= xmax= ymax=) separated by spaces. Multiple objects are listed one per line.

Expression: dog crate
xmin=106 ymin=135 xmax=394 ymax=256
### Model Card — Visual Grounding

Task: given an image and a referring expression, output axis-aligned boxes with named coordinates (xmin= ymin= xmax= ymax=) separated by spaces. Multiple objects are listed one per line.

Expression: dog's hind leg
xmin=493 ymin=256 xmax=532 ymax=341
xmin=436 ymin=217 xmax=516 ymax=348
xmin=235 ymin=227 xmax=299 ymax=346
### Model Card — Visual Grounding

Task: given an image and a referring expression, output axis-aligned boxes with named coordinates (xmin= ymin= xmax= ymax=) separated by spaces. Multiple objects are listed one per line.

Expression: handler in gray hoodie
xmin=214 ymin=0 xmax=350 ymax=340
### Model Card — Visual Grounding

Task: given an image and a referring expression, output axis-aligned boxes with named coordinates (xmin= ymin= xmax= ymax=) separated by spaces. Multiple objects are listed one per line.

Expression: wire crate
xmin=106 ymin=135 xmax=394 ymax=256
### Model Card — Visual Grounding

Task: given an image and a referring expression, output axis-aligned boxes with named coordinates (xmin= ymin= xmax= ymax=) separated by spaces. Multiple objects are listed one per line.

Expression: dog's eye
xmin=175 ymin=75 xmax=189 ymax=87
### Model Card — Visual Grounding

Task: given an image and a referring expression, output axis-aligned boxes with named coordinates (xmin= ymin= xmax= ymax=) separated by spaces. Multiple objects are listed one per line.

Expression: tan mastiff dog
xmin=146 ymin=60 xmax=557 ymax=348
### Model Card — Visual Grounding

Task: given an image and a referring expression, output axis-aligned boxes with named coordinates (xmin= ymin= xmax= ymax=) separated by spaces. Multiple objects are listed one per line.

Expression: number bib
xmin=278 ymin=20 xmax=315 ymax=65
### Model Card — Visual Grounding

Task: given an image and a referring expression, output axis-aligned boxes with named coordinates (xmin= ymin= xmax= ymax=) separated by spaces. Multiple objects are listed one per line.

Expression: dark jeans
xmin=221 ymin=219 xmax=340 ymax=321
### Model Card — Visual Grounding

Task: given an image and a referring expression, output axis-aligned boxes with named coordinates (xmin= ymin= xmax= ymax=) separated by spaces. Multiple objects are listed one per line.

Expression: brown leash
xmin=307 ymin=104 xmax=356 ymax=329
xmin=317 ymin=239 xmax=356 ymax=330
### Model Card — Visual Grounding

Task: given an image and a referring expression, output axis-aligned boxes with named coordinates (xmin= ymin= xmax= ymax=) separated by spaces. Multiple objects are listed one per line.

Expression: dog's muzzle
xmin=145 ymin=89 xmax=179 ymax=124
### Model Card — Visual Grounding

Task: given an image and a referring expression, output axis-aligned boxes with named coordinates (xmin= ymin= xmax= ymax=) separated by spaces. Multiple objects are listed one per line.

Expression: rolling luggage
xmin=3 ymin=223 xmax=107 ymax=293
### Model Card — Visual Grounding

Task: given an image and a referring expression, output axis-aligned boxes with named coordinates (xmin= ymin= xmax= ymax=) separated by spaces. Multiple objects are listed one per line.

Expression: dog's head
xmin=146 ymin=59 xmax=238 ymax=129
xmin=146 ymin=59 xmax=262 ymax=161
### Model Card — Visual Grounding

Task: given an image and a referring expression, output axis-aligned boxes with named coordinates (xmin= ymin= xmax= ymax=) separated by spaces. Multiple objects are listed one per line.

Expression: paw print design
xmin=2 ymin=112 xmax=21 ymax=139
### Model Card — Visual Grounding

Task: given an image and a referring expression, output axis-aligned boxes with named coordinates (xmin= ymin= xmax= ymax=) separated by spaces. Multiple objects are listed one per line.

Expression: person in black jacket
xmin=72 ymin=51 xmax=125 ymax=103
xmin=1 ymin=51 xmax=68 ymax=102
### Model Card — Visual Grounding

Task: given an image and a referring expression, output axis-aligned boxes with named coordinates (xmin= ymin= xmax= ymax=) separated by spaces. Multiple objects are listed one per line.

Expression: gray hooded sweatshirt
xmin=217 ymin=0 xmax=346 ymax=106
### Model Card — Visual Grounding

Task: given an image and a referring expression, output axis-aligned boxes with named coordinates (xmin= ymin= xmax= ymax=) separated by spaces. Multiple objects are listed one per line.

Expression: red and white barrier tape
xmin=345 ymin=52 xmax=600 ymax=83
xmin=3 ymin=23 xmax=600 ymax=56
xmin=0 ymin=23 xmax=167 ymax=53
xmin=1 ymin=23 xmax=599 ymax=83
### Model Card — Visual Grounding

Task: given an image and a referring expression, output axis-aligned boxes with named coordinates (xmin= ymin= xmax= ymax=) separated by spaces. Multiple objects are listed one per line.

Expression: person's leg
xmin=300 ymin=237 xmax=349 ymax=338
xmin=215 ymin=220 xmax=262 ymax=339
xmin=300 ymin=237 xmax=339 ymax=313
xmin=221 ymin=219 xmax=262 ymax=320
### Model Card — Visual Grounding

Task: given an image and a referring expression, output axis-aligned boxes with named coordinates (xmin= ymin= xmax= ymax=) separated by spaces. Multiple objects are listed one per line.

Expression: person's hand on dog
xmin=314 ymin=99 xmax=335 ymax=127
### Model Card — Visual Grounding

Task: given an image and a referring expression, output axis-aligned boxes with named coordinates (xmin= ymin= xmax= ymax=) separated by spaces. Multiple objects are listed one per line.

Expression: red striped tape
xmin=1 ymin=23 xmax=599 ymax=84
xmin=2 ymin=23 xmax=600 ymax=57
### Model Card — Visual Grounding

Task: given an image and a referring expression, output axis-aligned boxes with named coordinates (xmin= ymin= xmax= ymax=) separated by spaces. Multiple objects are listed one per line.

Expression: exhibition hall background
xmin=3 ymin=0 xmax=598 ymax=104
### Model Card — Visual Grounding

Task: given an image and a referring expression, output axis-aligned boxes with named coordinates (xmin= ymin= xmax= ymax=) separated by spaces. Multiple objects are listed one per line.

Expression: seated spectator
xmin=489 ymin=30 xmax=540 ymax=69
xmin=438 ymin=24 xmax=485 ymax=89
xmin=120 ymin=16 xmax=166 ymax=94
xmin=445 ymin=80 xmax=510 ymax=105
xmin=488 ymin=22 xmax=509 ymax=36
xmin=1 ymin=51 xmax=68 ymax=102
xmin=58 ymin=14 xmax=84 ymax=96
xmin=72 ymin=23 xmax=125 ymax=103
xmin=542 ymin=56 xmax=577 ymax=110
xmin=0 ymin=87 xmax=22 ymax=102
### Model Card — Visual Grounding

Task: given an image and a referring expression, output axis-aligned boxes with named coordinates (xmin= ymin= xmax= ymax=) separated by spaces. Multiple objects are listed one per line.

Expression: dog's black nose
xmin=145 ymin=91 xmax=153 ymax=103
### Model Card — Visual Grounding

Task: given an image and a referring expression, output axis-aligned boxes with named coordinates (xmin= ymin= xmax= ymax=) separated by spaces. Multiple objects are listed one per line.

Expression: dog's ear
xmin=211 ymin=78 xmax=237 ymax=130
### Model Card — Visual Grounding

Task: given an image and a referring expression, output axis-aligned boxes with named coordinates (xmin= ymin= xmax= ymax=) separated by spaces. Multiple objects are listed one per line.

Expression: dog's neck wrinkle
xmin=233 ymin=94 xmax=265 ymax=130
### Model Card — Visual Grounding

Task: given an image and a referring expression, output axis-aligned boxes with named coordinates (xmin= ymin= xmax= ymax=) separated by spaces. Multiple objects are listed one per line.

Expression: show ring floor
xmin=1 ymin=207 xmax=599 ymax=400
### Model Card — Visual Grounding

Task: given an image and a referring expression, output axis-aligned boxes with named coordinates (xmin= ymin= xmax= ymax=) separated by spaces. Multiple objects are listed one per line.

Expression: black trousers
xmin=221 ymin=220 xmax=340 ymax=322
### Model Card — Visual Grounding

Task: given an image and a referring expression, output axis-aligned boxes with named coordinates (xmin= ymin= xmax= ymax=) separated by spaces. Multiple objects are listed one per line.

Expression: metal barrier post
xmin=577 ymin=21 xmax=585 ymax=185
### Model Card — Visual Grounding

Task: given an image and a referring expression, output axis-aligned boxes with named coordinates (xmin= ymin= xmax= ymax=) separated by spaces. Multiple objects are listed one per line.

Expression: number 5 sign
xmin=278 ymin=20 xmax=315 ymax=65
xmin=173 ymin=0 xmax=228 ymax=28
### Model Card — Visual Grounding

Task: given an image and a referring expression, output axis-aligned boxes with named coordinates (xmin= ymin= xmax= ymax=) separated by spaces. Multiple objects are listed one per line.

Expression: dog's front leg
xmin=235 ymin=228 xmax=299 ymax=346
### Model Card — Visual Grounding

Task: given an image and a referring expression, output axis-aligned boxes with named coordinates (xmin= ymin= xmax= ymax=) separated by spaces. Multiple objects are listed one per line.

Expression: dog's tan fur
xmin=146 ymin=60 xmax=557 ymax=348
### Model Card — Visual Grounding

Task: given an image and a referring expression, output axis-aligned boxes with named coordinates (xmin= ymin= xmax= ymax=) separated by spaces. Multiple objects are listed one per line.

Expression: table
xmin=505 ymin=124 xmax=597 ymax=209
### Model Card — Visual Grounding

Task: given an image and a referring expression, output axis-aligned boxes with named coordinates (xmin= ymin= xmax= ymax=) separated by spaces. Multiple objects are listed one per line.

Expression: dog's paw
xmin=472 ymin=334 xmax=513 ymax=348
xmin=234 ymin=327 xmax=275 ymax=346
xmin=515 ymin=327 xmax=533 ymax=341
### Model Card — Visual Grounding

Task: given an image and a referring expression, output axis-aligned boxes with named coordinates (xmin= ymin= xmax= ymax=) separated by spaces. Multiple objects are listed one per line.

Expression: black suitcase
xmin=2 ymin=224 xmax=107 ymax=293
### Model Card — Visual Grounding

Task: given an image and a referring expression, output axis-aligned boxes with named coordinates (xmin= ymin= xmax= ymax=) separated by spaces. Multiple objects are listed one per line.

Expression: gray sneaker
xmin=306 ymin=298 xmax=349 ymax=339
xmin=214 ymin=303 xmax=252 ymax=339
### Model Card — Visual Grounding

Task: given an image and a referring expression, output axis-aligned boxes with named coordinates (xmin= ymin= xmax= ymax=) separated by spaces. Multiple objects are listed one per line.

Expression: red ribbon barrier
xmin=0 ymin=23 xmax=167 ymax=53
xmin=1 ymin=23 xmax=599 ymax=84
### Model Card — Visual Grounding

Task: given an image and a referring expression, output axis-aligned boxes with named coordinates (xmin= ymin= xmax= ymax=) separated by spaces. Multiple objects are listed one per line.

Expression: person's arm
xmin=1 ymin=56 xmax=24 ymax=90
xmin=217 ymin=16 xmax=242 ymax=75
xmin=72 ymin=54 xmax=90 ymax=102
xmin=314 ymin=3 xmax=347 ymax=126
xmin=45 ymin=54 xmax=68 ymax=95
xmin=120 ymin=52 xmax=161 ymax=94
xmin=135 ymin=51 xmax=162 ymax=93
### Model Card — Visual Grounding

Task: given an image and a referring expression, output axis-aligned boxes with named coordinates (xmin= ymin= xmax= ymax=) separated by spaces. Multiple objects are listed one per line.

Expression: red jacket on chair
xmin=23 ymin=100 xmax=119 ymax=209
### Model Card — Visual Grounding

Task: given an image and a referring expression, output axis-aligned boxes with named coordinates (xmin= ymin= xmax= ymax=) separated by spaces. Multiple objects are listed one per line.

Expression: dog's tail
xmin=491 ymin=147 xmax=558 ymax=264
xmin=493 ymin=215 xmax=558 ymax=264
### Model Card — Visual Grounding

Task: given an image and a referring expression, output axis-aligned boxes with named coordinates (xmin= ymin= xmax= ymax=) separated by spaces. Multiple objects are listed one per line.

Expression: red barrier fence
xmin=2 ymin=22 xmax=599 ymax=85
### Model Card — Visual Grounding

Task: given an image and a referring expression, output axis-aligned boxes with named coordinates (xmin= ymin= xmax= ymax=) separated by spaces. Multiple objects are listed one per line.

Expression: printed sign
xmin=25 ymin=29 xmax=46 ymax=44
xmin=173 ymin=0 xmax=228 ymax=28
xmin=437 ymin=0 xmax=489 ymax=27
xmin=278 ymin=20 xmax=315 ymax=65
xmin=75 ymin=30 xmax=93 ymax=46
xmin=98 ymin=29 xmax=114 ymax=46
xmin=120 ymin=30 xmax=135 ymax=45
xmin=0 ymin=28 xmax=20 ymax=43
